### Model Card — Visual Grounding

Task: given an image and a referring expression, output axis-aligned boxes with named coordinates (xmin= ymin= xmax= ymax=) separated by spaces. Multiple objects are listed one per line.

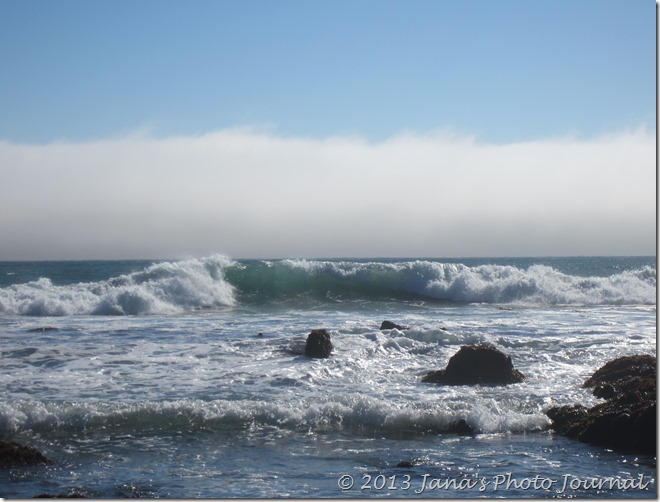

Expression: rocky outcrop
xmin=546 ymin=354 xmax=656 ymax=454
xmin=0 ymin=441 xmax=52 ymax=469
xmin=422 ymin=344 xmax=524 ymax=385
xmin=304 ymin=329 xmax=333 ymax=358
xmin=583 ymin=354 xmax=655 ymax=397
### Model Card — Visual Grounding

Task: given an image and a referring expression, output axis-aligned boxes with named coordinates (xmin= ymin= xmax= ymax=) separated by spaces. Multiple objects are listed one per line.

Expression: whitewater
xmin=0 ymin=256 xmax=655 ymax=316
xmin=0 ymin=255 xmax=656 ymax=498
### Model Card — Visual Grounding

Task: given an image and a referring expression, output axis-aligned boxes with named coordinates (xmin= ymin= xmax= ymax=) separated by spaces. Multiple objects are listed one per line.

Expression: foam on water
xmin=0 ymin=255 xmax=236 ymax=315
xmin=0 ymin=257 xmax=655 ymax=316
xmin=3 ymin=302 xmax=651 ymax=443
xmin=282 ymin=259 xmax=657 ymax=305
xmin=0 ymin=256 xmax=655 ymax=497
xmin=0 ymin=392 xmax=551 ymax=441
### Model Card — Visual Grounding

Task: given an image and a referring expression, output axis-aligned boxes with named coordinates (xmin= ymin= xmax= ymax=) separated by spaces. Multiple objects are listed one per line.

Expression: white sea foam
xmin=0 ymin=393 xmax=551 ymax=438
xmin=280 ymin=259 xmax=656 ymax=305
xmin=0 ymin=257 xmax=656 ymax=499
xmin=0 ymin=257 xmax=654 ymax=315
xmin=423 ymin=263 xmax=657 ymax=305
xmin=0 ymin=255 xmax=236 ymax=315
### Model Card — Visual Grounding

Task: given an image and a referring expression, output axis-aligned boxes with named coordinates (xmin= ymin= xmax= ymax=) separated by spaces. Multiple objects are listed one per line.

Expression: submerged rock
xmin=546 ymin=354 xmax=656 ymax=454
xmin=304 ymin=329 xmax=333 ymax=358
xmin=422 ymin=343 xmax=524 ymax=385
xmin=395 ymin=459 xmax=424 ymax=468
xmin=0 ymin=441 xmax=52 ymax=469
xmin=27 ymin=326 xmax=59 ymax=333
xmin=34 ymin=493 xmax=87 ymax=498
xmin=447 ymin=418 xmax=475 ymax=435
xmin=380 ymin=320 xmax=407 ymax=330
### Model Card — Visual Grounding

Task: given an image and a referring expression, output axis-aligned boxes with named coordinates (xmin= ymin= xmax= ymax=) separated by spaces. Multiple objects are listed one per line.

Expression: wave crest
xmin=228 ymin=259 xmax=656 ymax=306
xmin=0 ymin=255 xmax=236 ymax=316
xmin=425 ymin=263 xmax=656 ymax=305
xmin=0 ymin=257 xmax=655 ymax=315
xmin=0 ymin=395 xmax=548 ymax=439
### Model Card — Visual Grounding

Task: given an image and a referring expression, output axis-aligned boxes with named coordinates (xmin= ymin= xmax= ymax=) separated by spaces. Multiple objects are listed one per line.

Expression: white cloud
xmin=0 ymin=127 xmax=655 ymax=259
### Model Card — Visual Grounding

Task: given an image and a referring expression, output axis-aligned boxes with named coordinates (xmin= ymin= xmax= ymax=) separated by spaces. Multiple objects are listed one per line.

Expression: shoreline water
xmin=0 ymin=256 xmax=655 ymax=498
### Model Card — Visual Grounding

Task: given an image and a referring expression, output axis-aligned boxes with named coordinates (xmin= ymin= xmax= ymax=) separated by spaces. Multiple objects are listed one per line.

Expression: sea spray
xmin=1 ymin=257 xmax=654 ymax=316
xmin=0 ymin=256 xmax=655 ymax=497
xmin=0 ymin=255 xmax=236 ymax=315
xmin=224 ymin=258 xmax=656 ymax=307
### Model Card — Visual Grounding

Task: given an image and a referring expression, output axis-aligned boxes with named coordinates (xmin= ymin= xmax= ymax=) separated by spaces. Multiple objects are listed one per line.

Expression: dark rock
xmin=422 ymin=369 xmax=445 ymax=383
xmin=395 ymin=458 xmax=426 ymax=468
xmin=546 ymin=405 xmax=589 ymax=437
xmin=583 ymin=354 xmax=656 ymax=400
xmin=583 ymin=354 xmax=655 ymax=390
xmin=380 ymin=320 xmax=407 ymax=330
xmin=395 ymin=460 xmax=416 ymax=468
xmin=593 ymin=384 xmax=616 ymax=399
xmin=304 ymin=329 xmax=333 ymax=358
xmin=447 ymin=418 xmax=475 ymax=435
xmin=546 ymin=354 xmax=656 ymax=454
xmin=0 ymin=441 xmax=52 ymax=469
xmin=34 ymin=493 xmax=87 ymax=498
xmin=422 ymin=344 xmax=524 ymax=385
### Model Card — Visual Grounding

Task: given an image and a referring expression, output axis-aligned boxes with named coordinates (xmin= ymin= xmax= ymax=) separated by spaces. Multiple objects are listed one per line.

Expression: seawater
xmin=0 ymin=256 xmax=656 ymax=498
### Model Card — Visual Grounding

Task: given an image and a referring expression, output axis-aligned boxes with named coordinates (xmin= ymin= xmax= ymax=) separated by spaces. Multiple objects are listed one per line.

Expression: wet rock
xmin=422 ymin=343 xmax=524 ymax=385
xmin=34 ymin=493 xmax=87 ymax=498
xmin=583 ymin=354 xmax=655 ymax=394
xmin=546 ymin=404 xmax=589 ymax=437
xmin=592 ymin=384 xmax=616 ymax=399
xmin=546 ymin=354 xmax=656 ymax=454
xmin=0 ymin=441 xmax=52 ymax=469
xmin=395 ymin=459 xmax=423 ymax=468
xmin=447 ymin=418 xmax=475 ymax=435
xmin=380 ymin=320 xmax=407 ymax=330
xmin=304 ymin=329 xmax=333 ymax=358
xmin=27 ymin=327 xmax=59 ymax=333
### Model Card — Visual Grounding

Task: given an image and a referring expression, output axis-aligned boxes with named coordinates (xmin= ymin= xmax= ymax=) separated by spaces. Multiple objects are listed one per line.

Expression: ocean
xmin=0 ymin=255 xmax=656 ymax=498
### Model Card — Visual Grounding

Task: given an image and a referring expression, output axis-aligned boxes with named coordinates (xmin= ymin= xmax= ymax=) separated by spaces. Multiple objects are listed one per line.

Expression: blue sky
xmin=0 ymin=0 xmax=655 ymax=260
xmin=0 ymin=0 xmax=654 ymax=143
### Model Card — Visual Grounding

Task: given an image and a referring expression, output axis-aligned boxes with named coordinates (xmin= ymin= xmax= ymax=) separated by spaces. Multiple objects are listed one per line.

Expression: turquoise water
xmin=0 ymin=256 xmax=656 ymax=498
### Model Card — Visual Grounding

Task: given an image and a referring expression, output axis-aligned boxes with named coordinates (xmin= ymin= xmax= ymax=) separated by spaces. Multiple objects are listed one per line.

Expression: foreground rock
xmin=546 ymin=354 xmax=656 ymax=454
xmin=422 ymin=343 xmax=524 ymax=385
xmin=0 ymin=441 xmax=52 ymax=469
xmin=304 ymin=329 xmax=333 ymax=358
xmin=584 ymin=354 xmax=656 ymax=398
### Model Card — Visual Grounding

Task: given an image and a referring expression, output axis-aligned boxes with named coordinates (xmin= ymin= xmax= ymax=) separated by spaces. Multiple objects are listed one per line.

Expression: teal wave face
xmin=223 ymin=258 xmax=657 ymax=307
xmin=0 ymin=256 xmax=655 ymax=315
xmin=224 ymin=259 xmax=439 ymax=306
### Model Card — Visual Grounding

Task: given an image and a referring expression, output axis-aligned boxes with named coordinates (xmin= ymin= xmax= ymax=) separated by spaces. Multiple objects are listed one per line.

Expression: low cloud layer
xmin=0 ymin=128 xmax=655 ymax=260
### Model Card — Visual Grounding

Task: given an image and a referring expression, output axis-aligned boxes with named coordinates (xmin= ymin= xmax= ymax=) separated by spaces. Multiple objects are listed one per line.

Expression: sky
xmin=0 ymin=0 xmax=656 ymax=260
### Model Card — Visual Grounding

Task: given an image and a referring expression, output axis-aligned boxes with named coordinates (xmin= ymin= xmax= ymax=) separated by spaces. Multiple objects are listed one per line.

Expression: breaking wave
xmin=0 ymin=255 xmax=236 ymax=316
xmin=0 ymin=256 xmax=655 ymax=316
xmin=226 ymin=259 xmax=656 ymax=307
xmin=0 ymin=395 xmax=548 ymax=439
